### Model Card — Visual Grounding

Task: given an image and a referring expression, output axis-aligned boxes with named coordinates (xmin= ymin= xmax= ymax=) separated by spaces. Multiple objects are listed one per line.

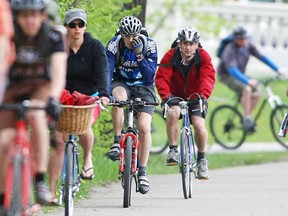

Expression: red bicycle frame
xmin=119 ymin=133 xmax=139 ymax=174
xmin=4 ymin=119 xmax=34 ymax=215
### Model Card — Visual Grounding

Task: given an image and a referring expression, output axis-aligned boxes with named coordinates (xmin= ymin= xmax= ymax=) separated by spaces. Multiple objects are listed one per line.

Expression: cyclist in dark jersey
xmin=0 ymin=0 xmax=67 ymax=209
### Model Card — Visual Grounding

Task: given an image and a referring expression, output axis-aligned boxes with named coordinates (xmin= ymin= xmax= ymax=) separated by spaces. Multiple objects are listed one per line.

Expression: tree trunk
xmin=124 ymin=0 xmax=147 ymax=26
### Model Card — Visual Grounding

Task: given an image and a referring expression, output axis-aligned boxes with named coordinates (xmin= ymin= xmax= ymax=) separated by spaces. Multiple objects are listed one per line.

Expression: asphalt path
xmin=45 ymin=160 xmax=288 ymax=216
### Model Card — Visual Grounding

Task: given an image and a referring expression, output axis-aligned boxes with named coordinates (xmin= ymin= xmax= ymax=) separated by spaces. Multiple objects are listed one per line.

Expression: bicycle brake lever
xmin=163 ymin=103 xmax=169 ymax=119
xmin=199 ymin=98 xmax=203 ymax=113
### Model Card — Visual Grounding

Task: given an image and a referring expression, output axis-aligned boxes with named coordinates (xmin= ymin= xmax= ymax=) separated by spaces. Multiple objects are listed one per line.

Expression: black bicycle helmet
xmin=233 ymin=26 xmax=248 ymax=39
xmin=119 ymin=16 xmax=142 ymax=35
xmin=11 ymin=0 xmax=46 ymax=11
xmin=177 ymin=27 xmax=200 ymax=43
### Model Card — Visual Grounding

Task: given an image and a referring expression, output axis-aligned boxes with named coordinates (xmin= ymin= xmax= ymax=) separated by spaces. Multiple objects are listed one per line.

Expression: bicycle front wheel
xmin=180 ymin=128 xmax=192 ymax=199
xmin=209 ymin=105 xmax=246 ymax=149
xmin=64 ymin=143 xmax=74 ymax=216
xmin=123 ymin=136 xmax=133 ymax=208
xmin=150 ymin=109 xmax=168 ymax=154
xmin=7 ymin=153 xmax=22 ymax=216
xmin=270 ymin=104 xmax=288 ymax=149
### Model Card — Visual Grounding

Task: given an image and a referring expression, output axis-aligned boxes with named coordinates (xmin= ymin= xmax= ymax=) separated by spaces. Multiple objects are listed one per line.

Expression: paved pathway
xmin=45 ymin=161 xmax=288 ymax=216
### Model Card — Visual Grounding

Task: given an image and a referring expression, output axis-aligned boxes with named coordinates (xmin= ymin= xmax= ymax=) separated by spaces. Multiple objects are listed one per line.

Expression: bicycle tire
xmin=270 ymin=104 xmax=288 ymax=149
xmin=123 ymin=136 xmax=133 ymax=208
xmin=7 ymin=153 xmax=22 ymax=216
xmin=209 ymin=104 xmax=246 ymax=149
xmin=180 ymin=128 xmax=191 ymax=199
xmin=150 ymin=109 xmax=169 ymax=154
xmin=64 ymin=142 xmax=74 ymax=216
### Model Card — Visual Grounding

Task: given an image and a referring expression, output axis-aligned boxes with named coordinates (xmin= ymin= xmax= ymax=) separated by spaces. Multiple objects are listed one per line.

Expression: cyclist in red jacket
xmin=155 ymin=27 xmax=215 ymax=179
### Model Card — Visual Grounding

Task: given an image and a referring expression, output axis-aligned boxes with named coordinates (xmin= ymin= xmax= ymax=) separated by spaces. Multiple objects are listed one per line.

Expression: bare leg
xmin=166 ymin=106 xmax=181 ymax=146
xmin=47 ymin=132 xmax=66 ymax=198
xmin=79 ymin=128 xmax=94 ymax=178
xmin=137 ymin=112 xmax=152 ymax=167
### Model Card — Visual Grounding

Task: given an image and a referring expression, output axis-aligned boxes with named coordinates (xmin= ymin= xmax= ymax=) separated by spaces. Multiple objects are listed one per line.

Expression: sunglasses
xmin=68 ymin=21 xmax=85 ymax=29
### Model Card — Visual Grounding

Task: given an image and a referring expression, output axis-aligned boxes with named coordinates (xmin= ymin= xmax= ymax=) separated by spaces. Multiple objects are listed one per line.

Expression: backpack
xmin=114 ymin=27 xmax=149 ymax=65
xmin=216 ymin=34 xmax=233 ymax=58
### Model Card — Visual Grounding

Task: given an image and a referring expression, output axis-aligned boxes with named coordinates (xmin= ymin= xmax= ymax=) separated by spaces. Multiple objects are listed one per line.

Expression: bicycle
xmin=163 ymin=94 xmax=203 ymax=199
xmin=55 ymin=102 xmax=100 ymax=216
xmin=108 ymin=98 xmax=158 ymax=208
xmin=2 ymin=100 xmax=50 ymax=216
xmin=209 ymin=77 xmax=288 ymax=149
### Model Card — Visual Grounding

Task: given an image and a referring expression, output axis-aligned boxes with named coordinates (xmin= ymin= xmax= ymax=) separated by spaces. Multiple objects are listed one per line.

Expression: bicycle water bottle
xmin=278 ymin=113 xmax=288 ymax=137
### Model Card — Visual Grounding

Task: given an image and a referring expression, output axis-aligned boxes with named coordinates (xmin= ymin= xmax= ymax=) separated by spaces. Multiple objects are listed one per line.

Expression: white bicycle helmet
xmin=119 ymin=16 xmax=142 ymax=35
xmin=177 ymin=27 xmax=200 ymax=43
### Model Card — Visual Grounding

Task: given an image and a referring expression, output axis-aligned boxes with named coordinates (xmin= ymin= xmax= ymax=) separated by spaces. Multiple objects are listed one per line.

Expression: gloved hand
xmin=160 ymin=96 xmax=171 ymax=107
xmin=46 ymin=97 xmax=62 ymax=120
xmin=132 ymin=38 xmax=143 ymax=55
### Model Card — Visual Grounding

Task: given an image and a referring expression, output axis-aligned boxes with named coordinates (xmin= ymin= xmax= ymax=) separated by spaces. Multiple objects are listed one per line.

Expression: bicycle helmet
xmin=11 ymin=0 xmax=46 ymax=11
xmin=233 ymin=26 xmax=248 ymax=39
xmin=177 ymin=27 xmax=200 ymax=43
xmin=119 ymin=16 xmax=142 ymax=35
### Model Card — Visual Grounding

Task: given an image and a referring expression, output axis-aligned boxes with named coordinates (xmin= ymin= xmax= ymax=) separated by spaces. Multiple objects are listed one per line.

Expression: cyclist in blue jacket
xmin=217 ymin=26 xmax=285 ymax=131
xmin=105 ymin=15 xmax=158 ymax=194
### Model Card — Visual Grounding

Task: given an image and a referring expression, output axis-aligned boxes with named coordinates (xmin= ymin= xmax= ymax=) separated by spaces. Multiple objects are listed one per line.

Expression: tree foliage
xmin=56 ymin=0 xmax=141 ymax=44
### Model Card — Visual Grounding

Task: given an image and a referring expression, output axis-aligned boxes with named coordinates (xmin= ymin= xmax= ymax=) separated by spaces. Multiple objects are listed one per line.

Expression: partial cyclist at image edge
xmin=0 ymin=0 xmax=67 ymax=212
xmin=217 ymin=25 xmax=285 ymax=131
xmin=155 ymin=27 xmax=216 ymax=180
xmin=105 ymin=15 xmax=158 ymax=194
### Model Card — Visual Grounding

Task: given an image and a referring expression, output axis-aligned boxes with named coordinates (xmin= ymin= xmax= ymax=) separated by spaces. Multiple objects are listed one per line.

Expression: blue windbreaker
xmin=105 ymin=35 xmax=158 ymax=88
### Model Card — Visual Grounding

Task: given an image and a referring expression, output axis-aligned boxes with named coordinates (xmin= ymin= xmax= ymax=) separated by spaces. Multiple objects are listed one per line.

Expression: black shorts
xmin=165 ymin=96 xmax=208 ymax=119
xmin=111 ymin=80 xmax=156 ymax=116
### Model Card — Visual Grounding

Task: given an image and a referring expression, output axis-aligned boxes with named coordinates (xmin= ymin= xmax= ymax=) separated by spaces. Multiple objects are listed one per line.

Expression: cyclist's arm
xmin=259 ymin=55 xmax=279 ymax=72
xmin=50 ymin=52 xmax=67 ymax=99
xmin=155 ymin=49 xmax=174 ymax=100
xmin=227 ymin=66 xmax=249 ymax=84
xmin=137 ymin=39 xmax=158 ymax=84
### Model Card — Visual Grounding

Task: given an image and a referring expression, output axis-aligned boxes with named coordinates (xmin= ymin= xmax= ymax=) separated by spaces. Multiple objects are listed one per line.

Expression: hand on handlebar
xmin=248 ymin=79 xmax=258 ymax=88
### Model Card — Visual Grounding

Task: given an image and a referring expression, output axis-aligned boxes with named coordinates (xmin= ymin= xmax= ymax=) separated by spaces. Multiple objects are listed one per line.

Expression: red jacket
xmin=155 ymin=47 xmax=215 ymax=100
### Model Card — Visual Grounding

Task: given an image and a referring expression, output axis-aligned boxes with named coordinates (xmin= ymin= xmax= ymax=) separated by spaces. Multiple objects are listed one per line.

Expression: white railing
xmin=147 ymin=0 xmax=288 ymax=76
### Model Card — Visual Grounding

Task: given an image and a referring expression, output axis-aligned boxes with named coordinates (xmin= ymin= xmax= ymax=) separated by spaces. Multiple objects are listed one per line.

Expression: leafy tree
xmin=57 ymin=0 xmax=141 ymax=44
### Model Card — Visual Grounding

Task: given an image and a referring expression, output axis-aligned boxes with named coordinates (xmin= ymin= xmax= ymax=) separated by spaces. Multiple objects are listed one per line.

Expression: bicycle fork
xmin=119 ymin=133 xmax=139 ymax=187
xmin=59 ymin=141 xmax=81 ymax=206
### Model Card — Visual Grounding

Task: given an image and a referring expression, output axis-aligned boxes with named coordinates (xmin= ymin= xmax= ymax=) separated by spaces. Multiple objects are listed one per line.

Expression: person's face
xmin=121 ymin=33 xmax=139 ymax=49
xmin=66 ymin=19 xmax=86 ymax=40
xmin=16 ymin=10 xmax=46 ymax=37
xmin=235 ymin=37 xmax=248 ymax=47
xmin=179 ymin=41 xmax=198 ymax=58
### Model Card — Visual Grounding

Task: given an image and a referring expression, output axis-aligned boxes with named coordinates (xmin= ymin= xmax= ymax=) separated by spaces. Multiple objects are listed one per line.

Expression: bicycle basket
xmin=56 ymin=103 xmax=97 ymax=135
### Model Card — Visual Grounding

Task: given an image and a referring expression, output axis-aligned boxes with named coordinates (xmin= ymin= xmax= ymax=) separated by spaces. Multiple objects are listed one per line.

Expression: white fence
xmin=147 ymin=1 xmax=288 ymax=76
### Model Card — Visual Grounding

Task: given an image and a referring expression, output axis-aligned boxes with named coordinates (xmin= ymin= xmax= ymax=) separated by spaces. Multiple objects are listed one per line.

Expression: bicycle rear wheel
xmin=270 ymin=104 xmax=288 ymax=149
xmin=123 ymin=136 xmax=133 ymax=208
xmin=64 ymin=143 xmax=74 ymax=216
xmin=150 ymin=109 xmax=168 ymax=154
xmin=7 ymin=153 xmax=22 ymax=216
xmin=180 ymin=128 xmax=192 ymax=199
xmin=209 ymin=105 xmax=246 ymax=149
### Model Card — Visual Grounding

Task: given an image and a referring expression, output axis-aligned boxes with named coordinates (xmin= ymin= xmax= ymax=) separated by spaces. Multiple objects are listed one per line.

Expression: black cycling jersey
xmin=9 ymin=22 xmax=64 ymax=82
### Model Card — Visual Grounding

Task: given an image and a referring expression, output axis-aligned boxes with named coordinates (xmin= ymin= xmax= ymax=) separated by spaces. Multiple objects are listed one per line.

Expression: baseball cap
xmin=64 ymin=8 xmax=87 ymax=25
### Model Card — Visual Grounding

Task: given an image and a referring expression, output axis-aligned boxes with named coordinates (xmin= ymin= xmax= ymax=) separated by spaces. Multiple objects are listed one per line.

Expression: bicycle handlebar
xmin=0 ymin=100 xmax=48 ymax=112
xmin=108 ymin=98 xmax=159 ymax=108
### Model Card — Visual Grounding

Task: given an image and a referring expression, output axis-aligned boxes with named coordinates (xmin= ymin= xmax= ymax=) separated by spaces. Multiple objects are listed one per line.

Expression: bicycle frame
xmin=1 ymin=101 xmax=48 ymax=215
xmin=4 ymin=120 xmax=32 ymax=213
xmin=59 ymin=135 xmax=81 ymax=206
xmin=179 ymin=102 xmax=197 ymax=177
